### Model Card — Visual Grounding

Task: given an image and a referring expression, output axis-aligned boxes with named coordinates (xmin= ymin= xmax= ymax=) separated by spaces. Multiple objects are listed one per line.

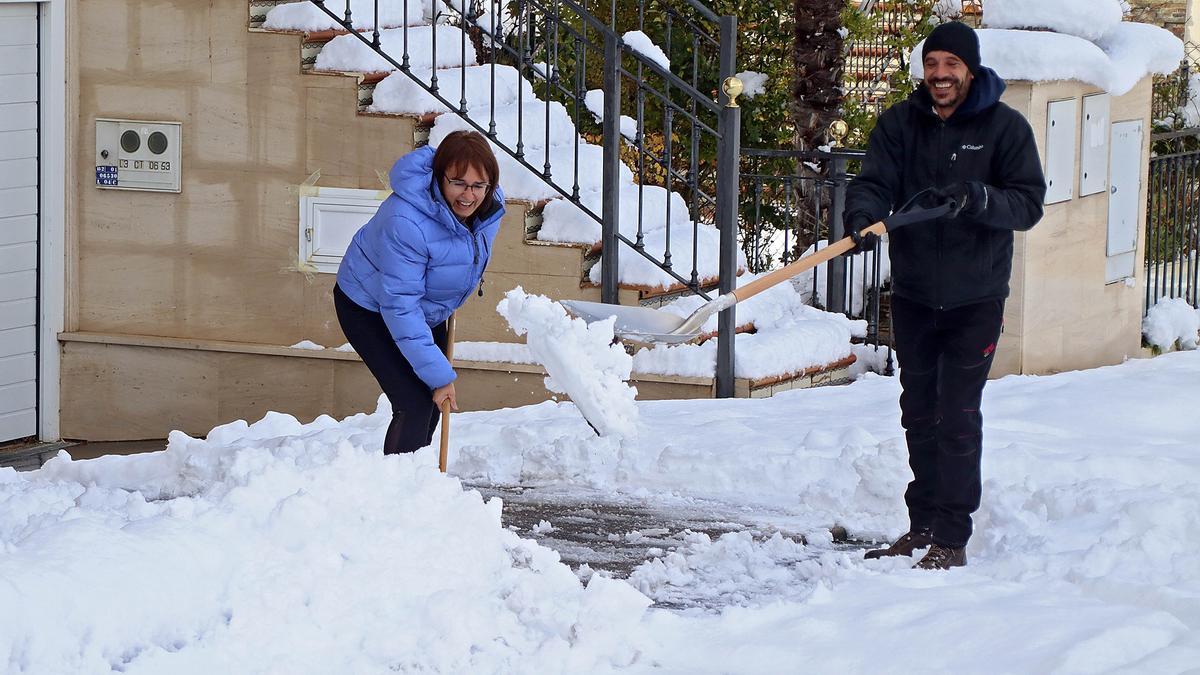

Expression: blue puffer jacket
xmin=336 ymin=145 xmax=504 ymax=389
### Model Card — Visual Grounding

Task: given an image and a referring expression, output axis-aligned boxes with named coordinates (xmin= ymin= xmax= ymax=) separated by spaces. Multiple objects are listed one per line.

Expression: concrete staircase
xmin=245 ymin=1 xmax=853 ymax=410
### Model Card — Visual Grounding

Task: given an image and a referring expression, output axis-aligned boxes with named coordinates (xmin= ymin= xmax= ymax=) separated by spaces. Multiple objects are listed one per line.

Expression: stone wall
xmin=1126 ymin=0 xmax=1189 ymax=38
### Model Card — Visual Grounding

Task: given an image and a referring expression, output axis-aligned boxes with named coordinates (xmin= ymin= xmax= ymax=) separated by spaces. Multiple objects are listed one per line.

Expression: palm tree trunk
xmin=791 ymin=0 xmax=845 ymax=254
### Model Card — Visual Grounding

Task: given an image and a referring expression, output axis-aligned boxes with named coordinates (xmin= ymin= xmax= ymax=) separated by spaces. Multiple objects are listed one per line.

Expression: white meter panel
xmin=1079 ymin=94 xmax=1111 ymax=197
xmin=95 ymin=119 xmax=182 ymax=192
xmin=1044 ymin=98 xmax=1078 ymax=205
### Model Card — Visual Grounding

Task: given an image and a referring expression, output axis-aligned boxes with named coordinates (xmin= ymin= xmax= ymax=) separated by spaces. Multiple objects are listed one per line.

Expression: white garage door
xmin=0 ymin=4 xmax=39 ymax=443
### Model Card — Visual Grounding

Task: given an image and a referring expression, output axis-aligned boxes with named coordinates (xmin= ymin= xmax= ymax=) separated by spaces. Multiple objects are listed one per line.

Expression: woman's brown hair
xmin=432 ymin=130 xmax=501 ymax=212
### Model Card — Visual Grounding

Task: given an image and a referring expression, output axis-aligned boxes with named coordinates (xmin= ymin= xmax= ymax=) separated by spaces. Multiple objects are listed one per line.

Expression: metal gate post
xmin=715 ymin=15 xmax=739 ymax=398
xmin=826 ymin=153 xmax=849 ymax=314
xmin=601 ymin=31 xmax=621 ymax=304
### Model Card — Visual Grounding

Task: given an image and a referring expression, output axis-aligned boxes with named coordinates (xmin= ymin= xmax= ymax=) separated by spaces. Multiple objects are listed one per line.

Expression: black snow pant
xmin=334 ymin=284 xmax=448 ymax=455
xmin=891 ymin=294 xmax=1005 ymax=548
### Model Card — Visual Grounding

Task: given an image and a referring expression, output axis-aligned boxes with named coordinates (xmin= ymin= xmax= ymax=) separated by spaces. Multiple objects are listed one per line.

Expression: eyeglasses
xmin=447 ymin=179 xmax=490 ymax=193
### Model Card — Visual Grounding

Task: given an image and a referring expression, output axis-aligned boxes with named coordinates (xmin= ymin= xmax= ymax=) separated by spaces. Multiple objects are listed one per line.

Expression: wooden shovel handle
xmin=438 ymin=314 xmax=456 ymax=473
xmin=731 ymin=221 xmax=887 ymax=304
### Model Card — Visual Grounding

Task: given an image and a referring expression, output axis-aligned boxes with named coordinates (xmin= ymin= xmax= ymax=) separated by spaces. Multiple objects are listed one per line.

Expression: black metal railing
xmin=1146 ymin=129 xmax=1200 ymax=314
xmin=739 ymin=147 xmax=893 ymax=370
xmin=303 ymin=0 xmax=743 ymax=393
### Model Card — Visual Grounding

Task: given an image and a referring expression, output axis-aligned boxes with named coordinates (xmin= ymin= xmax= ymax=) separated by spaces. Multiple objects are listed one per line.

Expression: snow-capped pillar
xmin=715 ymin=14 xmax=740 ymax=398
xmin=600 ymin=30 xmax=622 ymax=304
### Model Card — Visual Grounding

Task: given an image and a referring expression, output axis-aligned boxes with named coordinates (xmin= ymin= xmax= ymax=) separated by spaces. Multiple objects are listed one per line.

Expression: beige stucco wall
xmin=72 ymin=1 xmax=420 ymax=349
xmin=994 ymin=78 xmax=1152 ymax=376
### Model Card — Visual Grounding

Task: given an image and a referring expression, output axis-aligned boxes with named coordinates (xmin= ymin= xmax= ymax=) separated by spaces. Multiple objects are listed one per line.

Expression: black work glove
xmin=843 ymin=214 xmax=878 ymax=256
xmin=928 ymin=181 xmax=987 ymax=219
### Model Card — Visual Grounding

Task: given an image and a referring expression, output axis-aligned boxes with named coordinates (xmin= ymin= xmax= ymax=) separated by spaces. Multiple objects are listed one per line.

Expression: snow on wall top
xmin=910 ymin=25 xmax=1183 ymax=97
xmin=982 ymin=0 xmax=1124 ymax=42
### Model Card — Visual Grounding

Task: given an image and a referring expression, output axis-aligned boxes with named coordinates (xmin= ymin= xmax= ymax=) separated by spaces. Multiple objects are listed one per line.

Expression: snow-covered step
xmin=315 ymin=24 xmax=477 ymax=73
xmin=370 ymin=65 xmax=536 ymax=116
xmin=263 ymin=0 xmax=437 ymax=32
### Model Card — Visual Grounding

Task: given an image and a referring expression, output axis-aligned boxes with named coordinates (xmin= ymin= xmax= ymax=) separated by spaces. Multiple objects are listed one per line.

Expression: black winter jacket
xmin=846 ymin=67 xmax=1047 ymax=309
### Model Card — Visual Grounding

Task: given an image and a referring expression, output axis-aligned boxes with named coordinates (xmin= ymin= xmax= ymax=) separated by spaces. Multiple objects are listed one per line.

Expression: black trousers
xmin=891 ymin=294 xmax=1004 ymax=548
xmin=334 ymin=284 xmax=448 ymax=454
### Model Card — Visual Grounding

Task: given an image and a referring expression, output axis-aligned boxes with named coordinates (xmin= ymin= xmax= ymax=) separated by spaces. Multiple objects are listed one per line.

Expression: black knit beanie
xmin=922 ymin=21 xmax=980 ymax=73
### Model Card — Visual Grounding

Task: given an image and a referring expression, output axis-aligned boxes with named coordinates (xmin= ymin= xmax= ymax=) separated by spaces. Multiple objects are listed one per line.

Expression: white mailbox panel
xmin=1080 ymin=94 xmax=1110 ymax=197
xmin=95 ymin=119 xmax=182 ymax=192
xmin=1106 ymin=120 xmax=1143 ymax=282
xmin=1044 ymin=98 xmax=1078 ymax=204
xmin=300 ymin=187 xmax=387 ymax=273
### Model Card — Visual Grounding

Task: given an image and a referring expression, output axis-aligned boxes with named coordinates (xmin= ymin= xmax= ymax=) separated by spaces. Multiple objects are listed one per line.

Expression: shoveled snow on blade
xmin=497 ymin=288 xmax=638 ymax=438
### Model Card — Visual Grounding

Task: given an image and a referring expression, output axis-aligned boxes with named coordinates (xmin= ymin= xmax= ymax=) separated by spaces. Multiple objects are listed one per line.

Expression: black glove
xmin=843 ymin=214 xmax=878 ymax=256
xmin=928 ymin=181 xmax=987 ymax=218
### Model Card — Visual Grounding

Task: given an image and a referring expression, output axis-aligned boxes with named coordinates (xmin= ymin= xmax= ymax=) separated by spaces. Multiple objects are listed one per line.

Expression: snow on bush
xmin=497 ymin=288 xmax=639 ymax=438
xmin=734 ymin=71 xmax=769 ymax=99
xmin=1143 ymin=297 xmax=1200 ymax=351
xmin=0 ymin=407 xmax=651 ymax=673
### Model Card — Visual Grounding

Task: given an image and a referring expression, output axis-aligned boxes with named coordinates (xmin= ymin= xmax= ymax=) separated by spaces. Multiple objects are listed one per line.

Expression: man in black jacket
xmin=845 ymin=21 xmax=1046 ymax=569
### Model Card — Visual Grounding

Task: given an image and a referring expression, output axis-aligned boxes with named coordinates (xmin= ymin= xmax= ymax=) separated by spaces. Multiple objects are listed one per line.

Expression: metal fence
xmin=303 ymin=0 xmax=745 ymax=393
xmin=739 ymin=148 xmax=893 ymax=370
xmin=1147 ymin=129 xmax=1200 ymax=312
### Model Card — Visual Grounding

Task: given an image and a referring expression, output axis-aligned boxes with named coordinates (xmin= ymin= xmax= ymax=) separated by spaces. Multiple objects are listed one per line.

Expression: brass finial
xmin=722 ymin=76 xmax=744 ymax=108
xmin=828 ymin=119 xmax=849 ymax=147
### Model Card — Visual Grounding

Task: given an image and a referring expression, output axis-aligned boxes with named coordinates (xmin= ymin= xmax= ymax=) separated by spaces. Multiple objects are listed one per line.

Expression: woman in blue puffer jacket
xmin=334 ymin=130 xmax=504 ymax=454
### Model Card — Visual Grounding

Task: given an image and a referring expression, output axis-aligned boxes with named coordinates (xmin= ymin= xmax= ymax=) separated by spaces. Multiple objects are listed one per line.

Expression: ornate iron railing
xmin=303 ymin=0 xmax=743 ymax=392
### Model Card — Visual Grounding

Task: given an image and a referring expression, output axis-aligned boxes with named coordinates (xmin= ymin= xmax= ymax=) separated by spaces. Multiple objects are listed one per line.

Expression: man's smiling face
xmin=923 ymin=50 xmax=974 ymax=118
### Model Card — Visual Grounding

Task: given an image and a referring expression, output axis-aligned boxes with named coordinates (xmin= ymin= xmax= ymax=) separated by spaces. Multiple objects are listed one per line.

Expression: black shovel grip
xmin=882 ymin=200 xmax=954 ymax=231
xmin=880 ymin=187 xmax=956 ymax=232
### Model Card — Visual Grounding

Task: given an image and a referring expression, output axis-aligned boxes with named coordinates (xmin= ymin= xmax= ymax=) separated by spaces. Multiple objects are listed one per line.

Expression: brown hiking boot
xmin=913 ymin=544 xmax=967 ymax=570
xmin=863 ymin=530 xmax=934 ymax=560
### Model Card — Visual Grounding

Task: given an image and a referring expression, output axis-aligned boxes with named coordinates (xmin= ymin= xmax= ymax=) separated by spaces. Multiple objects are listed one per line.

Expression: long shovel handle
xmin=731 ymin=221 xmax=887 ymax=303
xmin=438 ymin=313 xmax=456 ymax=473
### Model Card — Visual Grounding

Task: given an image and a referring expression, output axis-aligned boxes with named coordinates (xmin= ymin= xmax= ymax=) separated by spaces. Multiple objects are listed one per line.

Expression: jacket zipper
xmin=935 ymin=119 xmax=945 ymax=310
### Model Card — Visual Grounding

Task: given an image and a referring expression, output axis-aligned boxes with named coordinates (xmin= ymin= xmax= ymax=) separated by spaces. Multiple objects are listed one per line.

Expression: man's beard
xmin=927 ymin=77 xmax=969 ymax=111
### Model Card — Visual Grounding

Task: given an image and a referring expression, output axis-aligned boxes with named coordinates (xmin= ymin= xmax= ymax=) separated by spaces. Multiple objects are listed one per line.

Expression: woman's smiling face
xmin=440 ymin=164 xmax=491 ymax=221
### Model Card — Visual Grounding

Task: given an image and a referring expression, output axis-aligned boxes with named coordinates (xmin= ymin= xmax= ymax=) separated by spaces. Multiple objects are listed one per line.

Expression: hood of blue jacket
xmin=388 ymin=144 xmax=505 ymax=231
xmin=913 ymin=65 xmax=1006 ymax=123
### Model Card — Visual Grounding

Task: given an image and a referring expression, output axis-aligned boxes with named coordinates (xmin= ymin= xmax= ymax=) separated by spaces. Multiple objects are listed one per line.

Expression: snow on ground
xmin=4 ymin=352 xmax=1200 ymax=671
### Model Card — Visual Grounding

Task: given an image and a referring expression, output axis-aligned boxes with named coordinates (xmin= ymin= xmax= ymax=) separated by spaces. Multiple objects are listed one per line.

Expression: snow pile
xmin=497 ymin=288 xmax=639 ymax=438
xmin=1143 ymin=297 xmax=1200 ymax=350
xmin=1095 ymin=22 xmax=1189 ymax=96
xmin=289 ymin=340 xmax=324 ymax=350
xmin=0 ymin=407 xmax=652 ymax=673
xmin=315 ymin=25 xmax=476 ymax=73
xmin=263 ymin=0 xmax=433 ymax=31
xmin=453 ymin=352 xmax=1200 ymax=670
xmin=632 ymin=272 xmax=862 ymax=379
xmin=982 ymin=0 xmax=1123 ymax=41
xmin=912 ymin=17 xmax=1183 ymax=96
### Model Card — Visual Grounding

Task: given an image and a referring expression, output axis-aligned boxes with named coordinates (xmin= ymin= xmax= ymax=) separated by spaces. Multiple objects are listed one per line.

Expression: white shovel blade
xmin=560 ymin=299 xmax=699 ymax=345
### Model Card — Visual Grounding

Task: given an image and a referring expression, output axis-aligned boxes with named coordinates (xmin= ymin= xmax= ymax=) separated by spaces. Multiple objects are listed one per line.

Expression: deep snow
xmin=5 ymin=351 xmax=1200 ymax=672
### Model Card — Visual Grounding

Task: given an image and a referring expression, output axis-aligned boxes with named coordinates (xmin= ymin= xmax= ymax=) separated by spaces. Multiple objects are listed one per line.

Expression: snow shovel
xmin=562 ymin=200 xmax=954 ymax=344
xmin=438 ymin=313 xmax=456 ymax=473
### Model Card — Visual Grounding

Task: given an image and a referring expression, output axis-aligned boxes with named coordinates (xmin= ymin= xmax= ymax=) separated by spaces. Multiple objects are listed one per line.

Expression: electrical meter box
xmin=95 ymin=119 xmax=182 ymax=192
